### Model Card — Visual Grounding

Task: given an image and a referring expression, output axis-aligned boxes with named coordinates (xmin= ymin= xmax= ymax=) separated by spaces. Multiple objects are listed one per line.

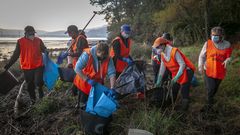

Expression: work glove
xmin=171 ymin=76 xmax=179 ymax=85
xmin=60 ymin=51 xmax=68 ymax=59
xmin=106 ymin=89 xmax=117 ymax=99
xmin=122 ymin=57 xmax=133 ymax=65
xmin=86 ymin=78 xmax=97 ymax=86
xmin=153 ymin=55 xmax=160 ymax=62
xmin=171 ymin=70 xmax=182 ymax=85
xmin=222 ymin=57 xmax=231 ymax=69
xmin=155 ymin=75 xmax=162 ymax=88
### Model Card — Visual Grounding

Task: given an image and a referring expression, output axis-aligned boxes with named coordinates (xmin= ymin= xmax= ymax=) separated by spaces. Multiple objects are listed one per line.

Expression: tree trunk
xmin=204 ymin=0 xmax=210 ymax=40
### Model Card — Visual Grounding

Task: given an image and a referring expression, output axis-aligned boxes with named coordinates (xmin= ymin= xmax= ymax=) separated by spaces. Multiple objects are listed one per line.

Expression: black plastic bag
xmin=58 ymin=67 xmax=76 ymax=82
xmin=0 ymin=70 xmax=19 ymax=95
xmin=114 ymin=63 xmax=145 ymax=94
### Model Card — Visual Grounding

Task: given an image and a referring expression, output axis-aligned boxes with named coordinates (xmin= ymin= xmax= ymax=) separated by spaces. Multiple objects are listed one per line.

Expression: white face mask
xmin=156 ymin=48 xmax=163 ymax=54
xmin=121 ymin=31 xmax=130 ymax=38
xmin=27 ymin=35 xmax=35 ymax=40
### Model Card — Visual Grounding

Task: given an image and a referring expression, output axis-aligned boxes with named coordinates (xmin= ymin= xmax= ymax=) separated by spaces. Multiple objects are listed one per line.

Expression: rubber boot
xmin=27 ymin=82 xmax=36 ymax=103
xmin=181 ymin=99 xmax=189 ymax=111
xmin=37 ymin=87 xmax=44 ymax=99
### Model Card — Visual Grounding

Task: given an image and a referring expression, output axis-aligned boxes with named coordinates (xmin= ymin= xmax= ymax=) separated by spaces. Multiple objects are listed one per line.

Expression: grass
xmin=118 ymin=42 xmax=240 ymax=135
xmin=33 ymin=97 xmax=60 ymax=116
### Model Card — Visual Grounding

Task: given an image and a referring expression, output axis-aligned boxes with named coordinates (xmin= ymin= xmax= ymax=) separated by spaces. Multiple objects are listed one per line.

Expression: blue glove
xmin=109 ymin=89 xmax=117 ymax=97
xmin=56 ymin=51 xmax=68 ymax=64
xmin=86 ymin=78 xmax=96 ymax=86
xmin=59 ymin=51 xmax=68 ymax=59
xmin=122 ymin=57 xmax=133 ymax=65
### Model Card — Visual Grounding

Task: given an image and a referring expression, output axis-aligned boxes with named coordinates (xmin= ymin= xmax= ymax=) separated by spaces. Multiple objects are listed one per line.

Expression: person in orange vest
xmin=155 ymin=37 xmax=195 ymax=110
xmin=73 ymin=42 xmax=116 ymax=107
xmin=4 ymin=26 xmax=48 ymax=105
xmin=110 ymin=24 xmax=133 ymax=78
xmin=198 ymin=26 xmax=233 ymax=111
xmin=64 ymin=25 xmax=89 ymax=68
xmin=64 ymin=25 xmax=89 ymax=96
xmin=151 ymin=33 xmax=172 ymax=83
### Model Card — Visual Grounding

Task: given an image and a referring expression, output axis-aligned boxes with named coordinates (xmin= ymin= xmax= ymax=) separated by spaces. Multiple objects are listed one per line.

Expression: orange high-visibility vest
xmin=71 ymin=35 xmax=89 ymax=68
xmin=206 ymin=40 xmax=232 ymax=79
xmin=73 ymin=48 xmax=110 ymax=95
xmin=18 ymin=37 xmax=43 ymax=70
xmin=161 ymin=47 xmax=195 ymax=84
xmin=110 ymin=36 xmax=131 ymax=73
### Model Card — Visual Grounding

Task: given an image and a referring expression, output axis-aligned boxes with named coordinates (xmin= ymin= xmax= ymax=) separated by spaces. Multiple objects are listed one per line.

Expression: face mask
xmin=155 ymin=48 xmax=163 ymax=54
xmin=211 ymin=35 xmax=220 ymax=43
xmin=121 ymin=32 xmax=130 ymax=39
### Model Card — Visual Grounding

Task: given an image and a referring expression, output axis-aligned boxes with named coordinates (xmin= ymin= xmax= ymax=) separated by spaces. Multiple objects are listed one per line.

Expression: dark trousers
xmin=152 ymin=60 xmax=160 ymax=83
xmin=172 ymin=69 xmax=194 ymax=100
xmin=23 ymin=66 xmax=44 ymax=101
xmin=204 ymin=73 xmax=222 ymax=105
xmin=72 ymin=85 xmax=88 ymax=107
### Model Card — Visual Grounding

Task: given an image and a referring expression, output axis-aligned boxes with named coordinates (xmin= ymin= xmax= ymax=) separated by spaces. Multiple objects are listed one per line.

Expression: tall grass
xmin=115 ymin=42 xmax=240 ymax=135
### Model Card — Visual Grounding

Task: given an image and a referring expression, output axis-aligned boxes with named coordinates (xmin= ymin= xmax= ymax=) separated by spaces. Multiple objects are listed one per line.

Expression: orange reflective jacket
xmin=161 ymin=47 xmax=195 ymax=84
xmin=18 ymin=37 xmax=43 ymax=70
xmin=206 ymin=40 xmax=232 ymax=79
xmin=71 ymin=35 xmax=88 ymax=68
xmin=73 ymin=48 xmax=110 ymax=95
xmin=110 ymin=36 xmax=131 ymax=73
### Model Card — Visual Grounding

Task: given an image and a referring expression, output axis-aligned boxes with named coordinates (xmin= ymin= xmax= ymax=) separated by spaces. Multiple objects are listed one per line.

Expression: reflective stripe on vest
xmin=71 ymin=35 xmax=88 ymax=68
xmin=73 ymin=48 xmax=110 ymax=95
xmin=109 ymin=36 xmax=131 ymax=72
xmin=206 ymin=40 xmax=232 ymax=79
xmin=161 ymin=47 xmax=195 ymax=84
xmin=18 ymin=37 xmax=43 ymax=69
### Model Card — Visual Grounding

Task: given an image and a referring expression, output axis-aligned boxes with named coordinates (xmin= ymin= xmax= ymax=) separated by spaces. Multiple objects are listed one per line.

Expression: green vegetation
xmin=33 ymin=97 xmax=60 ymax=116
xmin=90 ymin=0 xmax=240 ymax=44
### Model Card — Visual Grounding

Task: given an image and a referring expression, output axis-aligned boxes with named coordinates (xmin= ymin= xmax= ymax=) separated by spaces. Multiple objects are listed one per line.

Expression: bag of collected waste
xmin=79 ymin=108 xmax=112 ymax=135
xmin=43 ymin=53 xmax=59 ymax=91
xmin=58 ymin=67 xmax=76 ymax=82
xmin=114 ymin=63 xmax=145 ymax=94
xmin=86 ymin=83 xmax=118 ymax=118
xmin=0 ymin=70 xmax=19 ymax=95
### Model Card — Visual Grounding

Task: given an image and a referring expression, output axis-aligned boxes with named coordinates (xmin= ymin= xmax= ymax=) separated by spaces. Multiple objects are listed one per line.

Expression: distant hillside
xmin=0 ymin=25 xmax=107 ymax=38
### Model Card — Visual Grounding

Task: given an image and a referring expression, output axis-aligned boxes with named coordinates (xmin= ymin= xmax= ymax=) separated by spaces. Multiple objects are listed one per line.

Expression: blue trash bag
xmin=86 ymin=83 xmax=118 ymax=118
xmin=191 ymin=75 xmax=199 ymax=87
xmin=43 ymin=53 xmax=59 ymax=91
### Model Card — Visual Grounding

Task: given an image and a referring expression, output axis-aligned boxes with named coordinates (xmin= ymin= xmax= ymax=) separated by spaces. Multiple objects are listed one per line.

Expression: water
xmin=0 ymin=37 xmax=107 ymax=61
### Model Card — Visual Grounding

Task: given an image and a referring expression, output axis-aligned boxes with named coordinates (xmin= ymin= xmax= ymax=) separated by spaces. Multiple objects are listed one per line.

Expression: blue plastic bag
xmin=86 ymin=83 xmax=118 ymax=118
xmin=43 ymin=53 xmax=59 ymax=91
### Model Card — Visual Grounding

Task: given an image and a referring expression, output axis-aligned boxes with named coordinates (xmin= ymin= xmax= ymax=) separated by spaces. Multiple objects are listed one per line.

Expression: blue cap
xmin=121 ymin=24 xmax=131 ymax=34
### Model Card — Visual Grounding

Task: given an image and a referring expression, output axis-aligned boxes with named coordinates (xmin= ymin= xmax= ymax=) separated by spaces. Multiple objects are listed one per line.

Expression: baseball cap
xmin=24 ymin=26 xmax=36 ymax=35
xmin=65 ymin=25 xmax=78 ymax=34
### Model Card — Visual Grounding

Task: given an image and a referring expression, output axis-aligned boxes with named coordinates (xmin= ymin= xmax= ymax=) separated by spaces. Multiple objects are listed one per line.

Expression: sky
xmin=0 ymin=0 xmax=107 ymax=32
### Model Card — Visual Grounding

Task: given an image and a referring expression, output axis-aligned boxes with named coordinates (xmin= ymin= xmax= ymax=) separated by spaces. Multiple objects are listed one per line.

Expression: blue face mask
xmin=211 ymin=35 xmax=220 ymax=43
